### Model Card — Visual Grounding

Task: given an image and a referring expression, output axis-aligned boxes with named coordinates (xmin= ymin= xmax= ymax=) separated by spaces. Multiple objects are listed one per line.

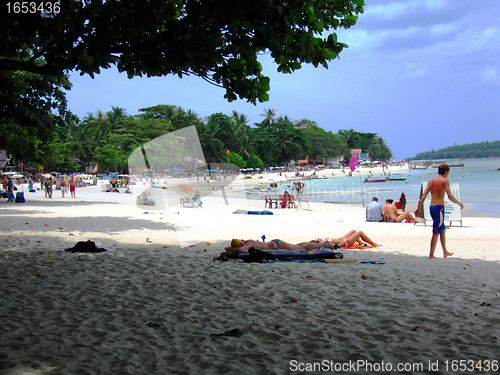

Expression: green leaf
xmin=258 ymin=91 xmax=270 ymax=102
xmin=344 ymin=14 xmax=359 ymax=27
xmin=324 ymin=50 xmax=337 ymax=59
xmin=314 ymin=20 xmax=324 ymax=30
xmin=291 ymin=61 xmax=301 ymax=70
xmin=259 ymin=76 xmax=271 ymax=91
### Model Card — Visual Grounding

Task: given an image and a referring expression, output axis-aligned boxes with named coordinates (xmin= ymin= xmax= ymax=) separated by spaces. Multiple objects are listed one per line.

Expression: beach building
xmin=0 ymin=150 xmax=11 ymax=172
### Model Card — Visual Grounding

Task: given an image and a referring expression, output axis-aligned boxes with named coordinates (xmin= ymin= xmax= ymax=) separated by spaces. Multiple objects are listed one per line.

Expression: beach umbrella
xmin=12 ymin=174 xmax=23 ymax=178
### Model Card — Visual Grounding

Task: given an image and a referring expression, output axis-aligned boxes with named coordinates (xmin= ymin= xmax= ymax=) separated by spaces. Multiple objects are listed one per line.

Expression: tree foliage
xmin=1 ymin=0 xmax=364 ymax=104
xmin=1 ymin=0 xmax=365 ymax=170
xmin=0 ymin=70 xmax=74 ymax=161
xmin=338 ymin=129 xmax=392 ymax=160
xmin=5 ymin=103 xmax=392 ymax=173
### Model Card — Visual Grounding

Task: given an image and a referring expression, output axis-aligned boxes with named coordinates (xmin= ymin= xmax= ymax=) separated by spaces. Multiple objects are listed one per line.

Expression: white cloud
xmin=480 ymin=66 xmax=500 ymax=86
xmin=402 ymin=63 xmax=428 ymax=79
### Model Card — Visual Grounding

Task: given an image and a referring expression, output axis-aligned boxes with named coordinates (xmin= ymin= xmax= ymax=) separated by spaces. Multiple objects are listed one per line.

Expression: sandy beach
xmin=1 ymin=171 xmax=499 ymax=375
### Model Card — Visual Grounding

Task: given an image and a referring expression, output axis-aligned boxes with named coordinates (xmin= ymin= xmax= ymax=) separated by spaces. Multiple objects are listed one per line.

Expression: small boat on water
xmin=386 ymin=176 xmax=406 ymax=181
xmin=410 ymin=165 xmax=429 ymax=170
xmin=431 ymin=161 xmax=465 ymax=168
xmin=364 ymin=178 xmax=387 ymax=183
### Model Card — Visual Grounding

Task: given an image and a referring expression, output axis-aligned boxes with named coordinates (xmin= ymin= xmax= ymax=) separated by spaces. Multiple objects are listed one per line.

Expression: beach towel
xmin=232 ymin=209 xmax=273 ymax=215
xmin=237 ymin=247 xmax=343 ymax=263
xmin=340 ymin=244 xmax=376 ymax=249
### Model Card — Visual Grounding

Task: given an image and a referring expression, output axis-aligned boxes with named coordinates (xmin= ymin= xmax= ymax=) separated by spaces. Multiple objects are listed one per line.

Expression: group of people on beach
xmin=42 ymin=176 xmax=76 ymax=198
xmin=365 ymin=196 xmax=418 ymax=223
xmin=364 ymin=164 xmax=463 ymax=258
xmin=222 ymin=164 xmax=463 ymax=260
xmin=222 ymin=230 xmax=379 ymax=258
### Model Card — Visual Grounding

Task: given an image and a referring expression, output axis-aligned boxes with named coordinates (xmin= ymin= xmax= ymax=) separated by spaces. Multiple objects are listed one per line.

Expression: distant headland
xmin=408 ymin=140 xmax=500 ymax=160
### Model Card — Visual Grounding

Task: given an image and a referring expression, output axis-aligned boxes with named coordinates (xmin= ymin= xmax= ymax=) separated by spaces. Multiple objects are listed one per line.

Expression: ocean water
xmin=280 ymin=158 xmax=500 ymax=217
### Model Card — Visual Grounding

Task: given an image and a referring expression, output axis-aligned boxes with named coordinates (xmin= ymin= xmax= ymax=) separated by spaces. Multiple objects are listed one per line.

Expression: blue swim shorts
xmin=430 ymin=205 xmax=445 ymax=234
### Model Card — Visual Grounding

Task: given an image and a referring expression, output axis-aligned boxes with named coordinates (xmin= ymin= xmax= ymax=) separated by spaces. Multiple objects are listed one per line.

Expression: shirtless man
xmin=415 ymin=164 xmax=464 ymax=258
xmin=223 ymin=238 xmax=333 ymax=257
xmin=383 ymin=199 xmax=416 ymax=222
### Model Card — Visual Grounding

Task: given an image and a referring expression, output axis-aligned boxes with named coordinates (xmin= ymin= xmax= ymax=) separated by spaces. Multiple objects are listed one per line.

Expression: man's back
xmin=427 ymin=175 xmax=449 ymax=205
xmin=366 ymin=201 xmax=383 ymax=221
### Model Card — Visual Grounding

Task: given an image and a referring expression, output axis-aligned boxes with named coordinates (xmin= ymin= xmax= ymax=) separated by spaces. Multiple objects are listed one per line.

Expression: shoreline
xmin=238 ymin=165 xmax=500 ymax=218
xmin=2 ymin=181 xmax=500 ymax=257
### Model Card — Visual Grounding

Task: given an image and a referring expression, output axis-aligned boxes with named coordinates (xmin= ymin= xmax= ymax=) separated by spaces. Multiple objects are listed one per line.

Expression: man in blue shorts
xmin=415 ymin=164 xmax=464 ymax=258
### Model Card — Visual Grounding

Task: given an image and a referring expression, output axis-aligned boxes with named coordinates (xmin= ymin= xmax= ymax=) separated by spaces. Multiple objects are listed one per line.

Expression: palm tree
xmin=107 ymin=106 xmax=127 ymax=128
xmin=66 ymin=121 xmax=95 ymax=171
xmin=82 ymin=110 xmax=111 ymax=144
xmin=196 ymin=122 xmax=225 ymax=162
xmin=231 ymin=111 xmax=248 ymax=127
xmin=259 ymin=108 xmax=276 ymax=128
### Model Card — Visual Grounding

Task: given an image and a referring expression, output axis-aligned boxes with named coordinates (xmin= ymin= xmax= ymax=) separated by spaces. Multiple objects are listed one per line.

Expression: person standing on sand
xmin=6 ymin=175 xmax=15 ymax=202
xmin=399 ymin=192 xmax=407 ymax=211
xmin=415 ymin=164 xmax=464 ymax=259
xmin=60 ymin=177 xmax=67 ymax=198
xmin=69 ymin=176 xmax=76 ymax=198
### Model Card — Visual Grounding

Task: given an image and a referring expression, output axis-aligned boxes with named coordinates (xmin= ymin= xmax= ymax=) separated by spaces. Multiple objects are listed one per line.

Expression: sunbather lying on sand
xmin=222 ymin=238 xmax=335 ymax=257
xmin=314 ymin=230 xmax=380 ymax=247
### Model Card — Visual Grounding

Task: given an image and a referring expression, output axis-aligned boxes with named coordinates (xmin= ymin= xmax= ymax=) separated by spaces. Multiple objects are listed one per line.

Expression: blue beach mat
xmin=237 ymin=247 xmax=343 ymax=262
xmin=233 ymin=209 xmax=273 ymax=215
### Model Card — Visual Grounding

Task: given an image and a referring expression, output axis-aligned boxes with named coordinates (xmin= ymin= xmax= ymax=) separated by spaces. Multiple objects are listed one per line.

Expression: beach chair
xmin=265 ymin=195 xmax=276 ymax=208
xmin=279 ymin=195 xmax=287 ymax=208
xmin=287 ymin=195 xmax=295 ymax=208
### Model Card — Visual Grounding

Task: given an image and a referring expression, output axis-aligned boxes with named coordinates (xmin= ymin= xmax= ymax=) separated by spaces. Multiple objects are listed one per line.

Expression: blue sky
xmin=66 ymin=0 xmax=500 ymax=160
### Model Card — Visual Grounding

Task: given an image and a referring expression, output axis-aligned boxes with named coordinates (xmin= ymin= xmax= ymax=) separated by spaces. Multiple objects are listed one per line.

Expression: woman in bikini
xmin=224 ymin=238 xmax=335 ymax=257
xmin=314 ymin=230 xmax=379 ymax=247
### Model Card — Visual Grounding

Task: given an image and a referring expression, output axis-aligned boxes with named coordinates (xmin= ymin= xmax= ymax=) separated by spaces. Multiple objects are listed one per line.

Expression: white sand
xmin=1 ymin=174 xmax=499 ymax=375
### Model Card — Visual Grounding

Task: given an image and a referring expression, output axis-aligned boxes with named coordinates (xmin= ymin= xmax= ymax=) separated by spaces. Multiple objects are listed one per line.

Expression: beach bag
xmin=241 ymin=248 xmax=276 ymax=263
xmin=66 ymin=240 xmax=107 ymax=253
xmin=15 ymin=192 xmax=25 ymax=203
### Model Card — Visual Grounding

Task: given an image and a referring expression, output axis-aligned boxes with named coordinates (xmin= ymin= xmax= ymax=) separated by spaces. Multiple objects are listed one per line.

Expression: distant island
xmin=408 ymin=140 xmax=500 ymax=160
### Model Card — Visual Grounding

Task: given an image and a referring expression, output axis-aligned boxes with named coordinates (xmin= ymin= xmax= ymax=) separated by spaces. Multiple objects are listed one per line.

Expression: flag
xmin=92 ymin=163 xmax=98 ymax=174
xmin=348 ymin=155 xmax=359 ymax=172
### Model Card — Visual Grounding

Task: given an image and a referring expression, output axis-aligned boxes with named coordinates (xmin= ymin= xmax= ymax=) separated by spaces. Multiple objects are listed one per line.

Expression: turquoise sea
xmin=281 ymin=158 xmax=500 ymax=217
